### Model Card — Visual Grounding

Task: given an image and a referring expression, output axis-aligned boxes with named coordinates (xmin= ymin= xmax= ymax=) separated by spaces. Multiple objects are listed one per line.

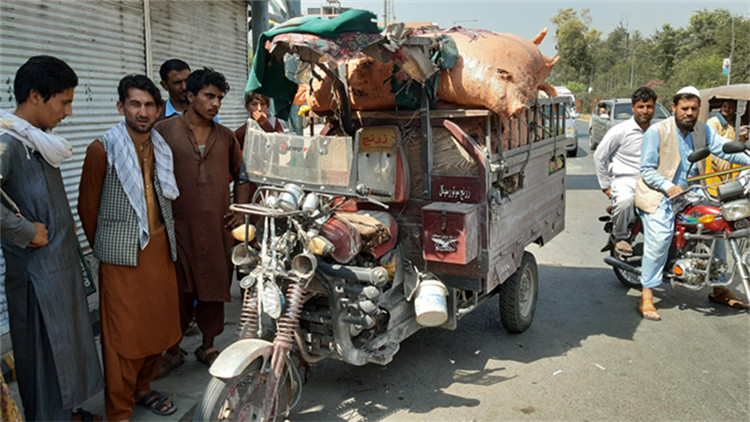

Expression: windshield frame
xmin=240 ymin=127 xmax=360 ymax=196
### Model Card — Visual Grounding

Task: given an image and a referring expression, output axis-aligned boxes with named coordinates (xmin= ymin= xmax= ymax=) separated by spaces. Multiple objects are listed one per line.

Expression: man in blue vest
xmin=635 ymin=86 xmax=750 ymax=320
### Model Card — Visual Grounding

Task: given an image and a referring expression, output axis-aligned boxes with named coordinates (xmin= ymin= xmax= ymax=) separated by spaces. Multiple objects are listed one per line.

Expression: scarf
xmin=0 ymin=109 xmax=73 ymax=168
xmin=716 ymin=112 xmax=729 ymax=127
xmin=102 ymin=121 xmax=179 ymax=249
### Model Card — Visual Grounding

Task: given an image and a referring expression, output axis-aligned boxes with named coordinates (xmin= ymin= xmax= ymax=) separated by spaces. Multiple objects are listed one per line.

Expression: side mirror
xmin=599 ymin=113 xmax=609 ymax=119
xmin=722 ymin=141 xmax=748 ymax=154
xmin=688 ymin=148 xmax=710 ymax=163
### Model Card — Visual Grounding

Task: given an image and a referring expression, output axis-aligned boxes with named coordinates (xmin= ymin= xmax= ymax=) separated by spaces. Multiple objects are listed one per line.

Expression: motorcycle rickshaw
xmin=195 ymin=14 xmax=569 ymax=420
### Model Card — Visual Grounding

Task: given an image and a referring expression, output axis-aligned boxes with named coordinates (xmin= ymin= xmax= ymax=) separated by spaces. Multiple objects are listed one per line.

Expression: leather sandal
xmin=156 ymin=348 xmax=186 ymax=379
xmin=195 ymin=346 xmax=220 ymax=366
xmin=637 ymin=298 xmax=661 ymax=321
xmin=709 ymin=288 xmax=750 ymax=309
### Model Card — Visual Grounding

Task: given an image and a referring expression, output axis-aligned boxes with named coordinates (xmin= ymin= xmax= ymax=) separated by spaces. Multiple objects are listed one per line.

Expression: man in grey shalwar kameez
xmin=0 ymin=55 xmax=103 ymax=421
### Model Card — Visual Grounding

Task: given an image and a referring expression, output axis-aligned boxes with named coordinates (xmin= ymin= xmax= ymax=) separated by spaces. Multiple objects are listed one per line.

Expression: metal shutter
xmin=0 ymin=0 xmax=147 ymax=249
xmin=149 ymin=0 xmax=249 ymax=131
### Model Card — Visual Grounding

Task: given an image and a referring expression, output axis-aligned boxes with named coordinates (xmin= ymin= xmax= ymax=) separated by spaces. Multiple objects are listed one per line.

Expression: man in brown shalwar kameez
xmin=155 ymin=68 xmax=250 ymax=375
xmin=78 ymin=75 xmax=181 ymax=420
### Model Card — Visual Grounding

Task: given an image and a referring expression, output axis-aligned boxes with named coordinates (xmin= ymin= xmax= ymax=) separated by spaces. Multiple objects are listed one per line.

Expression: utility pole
xmin=382 ymin=0 xmax=388 ymax=27
xmin=727 ymin=16 xmax=735 ymax=85
xmin=629 ymin=42 xmax=636 ymax=89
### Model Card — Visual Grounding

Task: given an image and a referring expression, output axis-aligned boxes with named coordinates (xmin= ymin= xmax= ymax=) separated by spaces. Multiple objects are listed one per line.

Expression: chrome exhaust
xmin=291 ymin=252 xmax=317 ymax=280
xmin=603 ymin=256 xmax=641 ymax=275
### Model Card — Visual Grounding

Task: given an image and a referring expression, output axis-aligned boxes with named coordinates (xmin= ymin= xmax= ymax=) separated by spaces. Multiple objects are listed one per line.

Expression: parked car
xmin=588 ymin=98 xmax=671 ymax=150
xmin=563 ymin=106 xmax=579 ymax=157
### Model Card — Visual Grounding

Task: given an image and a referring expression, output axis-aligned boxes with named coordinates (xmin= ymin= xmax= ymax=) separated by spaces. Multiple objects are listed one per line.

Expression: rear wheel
xmin=499 ymin=252 xmax=538 ymax=333
xmin=194 ymin=356 xmax=301 ymax=421
xmin=611 ymin=231 xmax=643 ymax=290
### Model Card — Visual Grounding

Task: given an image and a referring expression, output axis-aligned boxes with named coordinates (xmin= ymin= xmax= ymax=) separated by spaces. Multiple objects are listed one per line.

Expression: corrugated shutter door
xmin=149 ymin=0 xmax=249 ymax=131
xmin=0 ymin=0 xmax=147 ymax=250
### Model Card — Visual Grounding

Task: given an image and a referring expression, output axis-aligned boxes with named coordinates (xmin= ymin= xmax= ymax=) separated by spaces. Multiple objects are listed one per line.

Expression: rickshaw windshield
xmin=242 ymin=126 xmax=356 ymax=192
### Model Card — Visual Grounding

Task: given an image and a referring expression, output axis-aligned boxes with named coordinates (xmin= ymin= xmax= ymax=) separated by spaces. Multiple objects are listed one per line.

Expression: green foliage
xmin=549 ymin=7 xmax=749 ymax=100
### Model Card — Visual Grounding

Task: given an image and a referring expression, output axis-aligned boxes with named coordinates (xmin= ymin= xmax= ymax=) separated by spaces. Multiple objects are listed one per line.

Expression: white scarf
xmin=0 ymin=109 xmax=73 ymax=168
xmin=102 ymin=121 xmax=179 ymax=249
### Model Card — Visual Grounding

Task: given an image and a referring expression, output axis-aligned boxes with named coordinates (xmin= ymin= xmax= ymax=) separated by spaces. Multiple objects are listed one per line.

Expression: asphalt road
xmin=289 ymin=119 xmax=750 ymax=421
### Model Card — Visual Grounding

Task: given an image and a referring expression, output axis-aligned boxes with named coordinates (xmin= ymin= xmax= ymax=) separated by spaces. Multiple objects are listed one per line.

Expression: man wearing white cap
xmin=634 ymin=86 xmax=750 ymax=320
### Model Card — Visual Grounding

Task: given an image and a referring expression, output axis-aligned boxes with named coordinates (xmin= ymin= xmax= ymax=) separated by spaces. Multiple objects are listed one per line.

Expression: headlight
xmin=261 ymin=282 xmax=284 ymax=319
xmin=566 ymin=126 xmax=577 ymax=135
xmin=722 ymin=199 xmax=750 ymax=221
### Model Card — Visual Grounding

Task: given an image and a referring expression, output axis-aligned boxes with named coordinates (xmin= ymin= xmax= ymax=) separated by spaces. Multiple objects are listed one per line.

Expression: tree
xmin=549 ymin=8 xmax=601 ymax=89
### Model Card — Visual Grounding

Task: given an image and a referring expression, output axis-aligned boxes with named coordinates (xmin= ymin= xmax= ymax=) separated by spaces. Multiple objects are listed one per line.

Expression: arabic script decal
xmin=438 ymin=184 xmax=471 ymax=201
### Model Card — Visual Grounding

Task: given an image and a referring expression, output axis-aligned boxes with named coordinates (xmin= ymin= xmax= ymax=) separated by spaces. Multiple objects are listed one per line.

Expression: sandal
xmin=135 ymin=390 xmax=177 ymax=416
xmin=195 ymin=346 xmax=220 ymax=366
xmin=156 ymin=348 xmax=186 ymax=379
xmin=709 ymin=288 xmax=750 ymax=309
xmin=637 ymin=298 xmax=661 ymax=321
xmin=615 ymin=240 xmax=633 ymax=256
xmin=72 ymin=408 xmax=103 ymax=422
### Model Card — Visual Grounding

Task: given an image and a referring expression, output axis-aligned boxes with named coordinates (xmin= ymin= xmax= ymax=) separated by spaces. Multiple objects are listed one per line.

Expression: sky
xmin=300 ymin=0 xmax=750 ymax=57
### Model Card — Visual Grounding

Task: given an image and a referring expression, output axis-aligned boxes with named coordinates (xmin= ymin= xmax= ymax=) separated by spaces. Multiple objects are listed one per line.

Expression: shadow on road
xmin=292 ymin=265 xmax=646 ymax=421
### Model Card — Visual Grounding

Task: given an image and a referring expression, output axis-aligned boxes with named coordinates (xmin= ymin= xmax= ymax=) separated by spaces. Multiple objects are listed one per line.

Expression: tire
xmin=588 ymin=129 xmax=597 ymax=151
xmin=499 ymin=252 xmax=538 ymax=333
xmin=611 ymin=231 xmax=643 ymax=290
xmin=194 ymin=356 xmax=301 ymax=421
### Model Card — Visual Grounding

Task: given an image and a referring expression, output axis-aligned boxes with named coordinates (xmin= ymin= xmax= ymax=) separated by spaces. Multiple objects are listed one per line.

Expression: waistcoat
xmin=635 ymin=116 xmax=706 ymax=214
xmin=93 ymin=138 xmax=177 ymax=266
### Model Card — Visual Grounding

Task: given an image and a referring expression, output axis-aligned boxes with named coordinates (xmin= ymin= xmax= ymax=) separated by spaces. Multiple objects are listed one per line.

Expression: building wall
xmin=0 ymin=0 xmax=248 ymax=340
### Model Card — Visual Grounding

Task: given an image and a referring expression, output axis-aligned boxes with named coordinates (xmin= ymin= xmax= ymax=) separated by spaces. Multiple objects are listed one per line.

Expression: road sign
xmin=723 ymin=58 xmax=731 ymax=75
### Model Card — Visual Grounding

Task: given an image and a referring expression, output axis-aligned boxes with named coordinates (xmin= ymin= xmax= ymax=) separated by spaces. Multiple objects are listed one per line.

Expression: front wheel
xmin=194 ymin=356 xmax=301 ymax=421
xmin=499 ymin=251 xmax=538 ymax=333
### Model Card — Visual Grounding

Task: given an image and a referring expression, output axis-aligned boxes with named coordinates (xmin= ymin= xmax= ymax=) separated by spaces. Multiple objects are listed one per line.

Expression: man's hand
xmin=28 ymin=222 xmax=49 ymax=247
xmin=602 ymin=187 xmax=611 ymax=199
xmin=666 ymin=185 xmax=684 ymax=198
xmin=223 ymin=211 xmax=244 ymax=230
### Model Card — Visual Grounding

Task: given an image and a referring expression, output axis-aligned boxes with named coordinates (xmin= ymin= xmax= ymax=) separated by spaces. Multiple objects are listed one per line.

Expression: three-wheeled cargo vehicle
xmin=195 ymin=13 xmax=569 ymax=420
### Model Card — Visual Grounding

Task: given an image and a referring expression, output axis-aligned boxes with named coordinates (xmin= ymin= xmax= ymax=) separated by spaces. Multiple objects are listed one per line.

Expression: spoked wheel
xmin=499 ymin=251 xmax=538 ymax=333
xmin=194 ymin=356 xmax=301 ymax=422
xmin=611 ymin=231 xmax=644 ymax=290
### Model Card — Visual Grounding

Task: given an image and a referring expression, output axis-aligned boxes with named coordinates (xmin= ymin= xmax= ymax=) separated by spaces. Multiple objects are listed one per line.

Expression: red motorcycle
xmin=602 ymin=141 xmax=750 ymax=306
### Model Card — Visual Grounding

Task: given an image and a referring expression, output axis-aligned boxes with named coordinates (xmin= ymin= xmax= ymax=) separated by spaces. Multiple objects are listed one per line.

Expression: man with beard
xmin=634 ymin=86 xmax=750 ymax=320
xmin=594 ymin=87 xmax=658 ymax=256
xmin=157 ymin=59 xmax=219 ymax=123
xmin=154 ymin=68 xmax=249 ymax=376
xmin=78 ymin=74 xmax=180 ymax=420
xmin=0 ymin=55 xmax=103 ymax=421
xmin=157 ymin=59 xmax=190 ymax=122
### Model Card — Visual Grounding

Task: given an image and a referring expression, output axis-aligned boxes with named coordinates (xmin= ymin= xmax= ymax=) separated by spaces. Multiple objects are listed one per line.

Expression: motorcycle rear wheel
xmin=194 ymin=356 xmax=301 ymax=422
xmin=611 ymin=232 xmax=643 ymax=290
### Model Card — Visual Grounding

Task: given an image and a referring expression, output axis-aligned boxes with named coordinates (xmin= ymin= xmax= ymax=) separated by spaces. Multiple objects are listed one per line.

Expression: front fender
xmin=209 ymin=339 xmax=273 ymax=379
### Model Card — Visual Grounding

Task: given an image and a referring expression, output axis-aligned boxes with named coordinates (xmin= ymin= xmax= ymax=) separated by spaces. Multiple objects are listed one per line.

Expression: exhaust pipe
xmin=291 ymin=252 xmax=317 ymax=280
xmin=317 ymin=261 xmax=389 ymax=286
xmin=603 ymin=256 xmax=641 ymax=275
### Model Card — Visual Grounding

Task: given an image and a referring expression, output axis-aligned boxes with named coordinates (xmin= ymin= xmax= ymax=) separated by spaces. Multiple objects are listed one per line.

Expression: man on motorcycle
xmin=634 ymin=86 xmax=750 ymax=320
xmin=594 ymin=87 xmax=658 ymax=256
